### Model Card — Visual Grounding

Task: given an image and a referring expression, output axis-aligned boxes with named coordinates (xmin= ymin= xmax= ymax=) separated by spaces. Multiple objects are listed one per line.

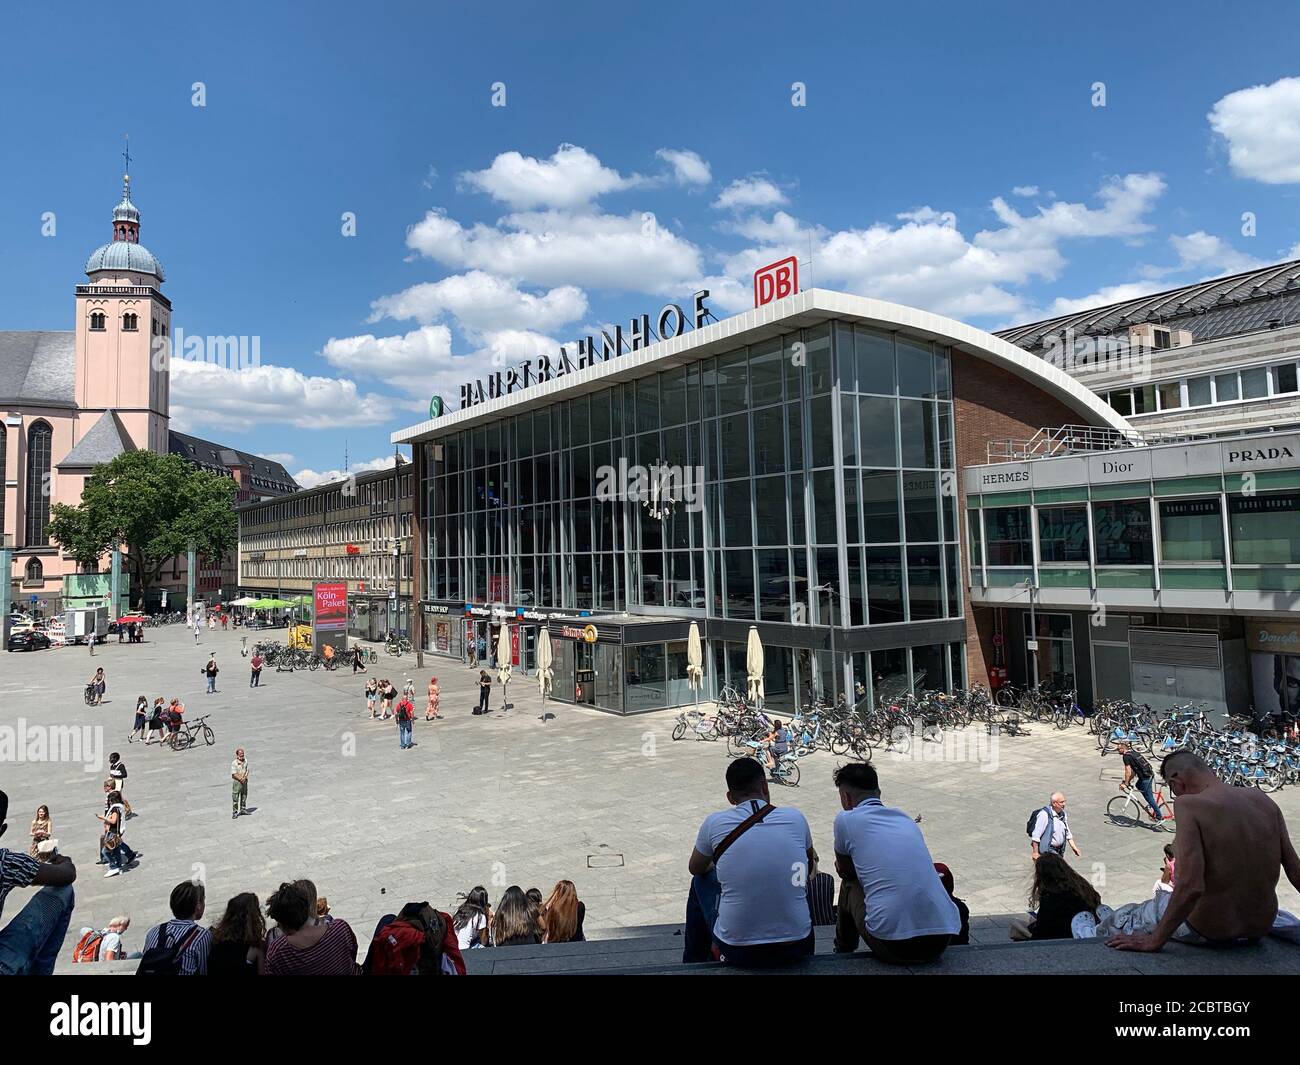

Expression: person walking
xmin=193 ymin=616 xmax=201 ymax=644
xmin=97 ymin=790 xmax=137 ymax=877
xmin=107 ymin=754 xmax=132 ymax=819
xmin=249 ymin=651 xmax=263 ymax=689
xmin=425 ymin=677 xmax=442 ymax=721
xmin=379 ymin=679 xmax=396 ymax=720
xmin=365 ymin=678 xmax=378 ymax=719
xmin=1029 ymin=792 xmax=1081 ymax=861
xmin=131 ymin=696 xmax=149 ymax=743
xmin=88 ymin=631 xmax=96 ymax=656
xmin=395 ymin=693 xmax=415 ymax=750
xmin=203 ymin=657 xmax=220 ymax=694
xmin=89 ymin=668 xmax=107 ymax=706
xmin=146 ymin=698 xmax=166 ymax=745
xmin=352 ymin=645 xmax=366 ymax=674
xmin=230 ymin=750 xmax=249 ymax=819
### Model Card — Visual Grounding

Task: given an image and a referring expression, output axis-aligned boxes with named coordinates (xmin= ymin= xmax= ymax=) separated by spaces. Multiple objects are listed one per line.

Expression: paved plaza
xmin=3 ymin=624 xmax=1299 ymax=959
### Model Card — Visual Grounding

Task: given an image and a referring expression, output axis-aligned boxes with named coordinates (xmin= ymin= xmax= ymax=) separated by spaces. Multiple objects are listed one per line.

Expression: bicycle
xmin=744 ymin=740 xmax=800 ymax=787
xmin=671 ymin=708 xmax=719 ymax=741
xmin=1105 ymin=781 xmax=1175 ymax=831
xmin=171 ymin=715 xmax=216 ymax=751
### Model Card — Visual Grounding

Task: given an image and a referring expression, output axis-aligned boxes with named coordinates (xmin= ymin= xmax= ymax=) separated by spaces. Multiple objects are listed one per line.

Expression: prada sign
xmin=459 ymin=290 xmax=711 ymax=410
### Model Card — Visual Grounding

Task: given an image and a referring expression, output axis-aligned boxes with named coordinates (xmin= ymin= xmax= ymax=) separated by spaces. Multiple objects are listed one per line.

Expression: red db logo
xmin=753 ymin=256 xmax=799 ymax=307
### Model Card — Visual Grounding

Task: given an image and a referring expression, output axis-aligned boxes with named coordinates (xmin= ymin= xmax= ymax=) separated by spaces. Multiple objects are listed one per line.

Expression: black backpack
xmin=137 ymin=924 xmax=202 ymax=976
xmin=1128 ymin=750 xmax=1154 ymax=779
xmin=1025 ymin=805 xmax=1060 ymax=837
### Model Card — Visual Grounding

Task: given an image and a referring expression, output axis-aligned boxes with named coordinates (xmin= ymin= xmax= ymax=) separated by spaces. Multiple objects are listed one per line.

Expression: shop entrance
xmin=575 ymin=642 xmax=596 ymax=705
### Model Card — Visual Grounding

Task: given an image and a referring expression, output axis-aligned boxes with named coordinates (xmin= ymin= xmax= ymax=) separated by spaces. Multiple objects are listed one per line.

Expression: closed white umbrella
xmin=496 ymin=624 xmax=512 ymax=714
xmin=537 ymin=628 xmax=554 ymax=722
xmin=686 ymin=622 xmax=703 ymax=712
xmin=745 ymin=625 xmax=765 ymax=705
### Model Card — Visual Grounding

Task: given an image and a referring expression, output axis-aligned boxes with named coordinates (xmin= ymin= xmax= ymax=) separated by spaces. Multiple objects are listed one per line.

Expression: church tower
xmin=74 ymin=152 xmax=170 ymax=456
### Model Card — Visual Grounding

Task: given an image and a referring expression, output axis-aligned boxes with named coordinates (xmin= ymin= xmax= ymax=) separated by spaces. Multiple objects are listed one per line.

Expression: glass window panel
xmin=911 ymin=643 xmax=946 ymax=693
xmin=945 ymin=545 xmax=961 ymax=618
xmin=686 ymin=365 xmax=700 ymax=424
xmin=933 ymin=348 xmax=951 ymax=400
xmin=809 ymin=395 xmax=835 ymax=467
xmin=903 ymin=471 xmax=939 ymax=543
xmin=1241 ymin=366 xmax=1268 ymax=400
xmin=1229 ymin=491 xmax=1300 ymax=563
xmin=858 ymin=396 xmax=898 ymax=467
xmin=896 ymin=336 xmax=935 ymax=398
xmin=865 ymin=547 xmax=904 ymax=624
xmin=862 ymin=472 xmax=900 ymax=543
xmin=717 ymin=350 xmax=749 ymax=413
xmin=1214 ymin=373 xmax=1239 ymax=403
xmin=1159 ymin=498 xmax=1224 ymax=562
xmin=722 ymin=481 xmax=752 ymax=547
xmin=720 ymin=413 xmax=751 ymax=480
xmin=843 ymin=471 xmax=860 ymax=543
xmin=1093 ymin=500 xmax=1154 ymax=566
xmin=1187 ymin=376 xmax=1212 ymax=407
xmin=834 ymin=323 xmax=856 ymax=392
xmin=636 ymin=377 xmax=659 ymax=434
xmin=624 ymin=644 xmax=667 ymax=712
xmin=984 ymin=506 xmax=1032 ymax=566
xmin=898 ymin=399 xmax=934 ymax=468
xmin=839 ymin=394 xmax=858 ymax=467
xmin=805 ymin=326 xmax=833 ymax=396
xmin=660 ymin=368 xmax=686 ymax=427
xmin=663 ymin=426 xmax=688 ymax=470
xmin=1273 ymin=363 xmax=1298 ymax=395
xmin=757 ymin=549 xmax=791 ymax=621
xmin=1133 ymin=385 xmax=1156 ymax=414
xmin=701 ymin=359 xmax=719 ymax=420
xmin=789 ymin=475 xmax=806 ymax=545
xmin=752 ymin=407 xmax=785 ymax=475
xmin=590 ymin=390 xmax=611 ymax=440
xmin=846 ymin=546 xmax=864 ymax=625
xmin=755 ymin=476 xmax=788 ymax=545
xmin=1038 ymin=506 xmax=1090 ymax=564
xmin=1158 ymin=381 xmax=1183 ymax=410
xmin=638 ymin=431 xmax=660 ymax=469
xmin=749 ymin=339 xmax=783 ymax=406
xmin=1109 ymin=390 xmax=1133 ymax=416
xmin=813 ymin=470 xmax=838 ymax=544
xmin=783 ymin=334 xmax=804 ymax=400
xmin=855 ymin=327 xmax=895 ymax=395
xmin=787 ymin=403 xmax=805 ymax=471
xmin=724 ymin=550 xmax=755 ymax=619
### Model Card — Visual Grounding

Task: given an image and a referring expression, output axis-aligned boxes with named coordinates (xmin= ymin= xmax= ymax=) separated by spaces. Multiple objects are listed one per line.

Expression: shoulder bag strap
xmin=711 ymin=802 xmax=776 ymax=865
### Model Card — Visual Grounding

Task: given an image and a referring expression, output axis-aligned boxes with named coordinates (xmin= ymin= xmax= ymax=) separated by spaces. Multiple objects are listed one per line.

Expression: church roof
xmin=57 ymin=411 xmax=136 ymax=469
xmin=85 ymin=240 xmax=165 ymax=280
xmin=0 ymin=331 xmax=76 ymax=407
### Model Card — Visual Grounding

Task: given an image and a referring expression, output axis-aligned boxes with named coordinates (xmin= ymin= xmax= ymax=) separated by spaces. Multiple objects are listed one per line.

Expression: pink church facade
xmin=2 ymin=174 xmax=295 ymax=614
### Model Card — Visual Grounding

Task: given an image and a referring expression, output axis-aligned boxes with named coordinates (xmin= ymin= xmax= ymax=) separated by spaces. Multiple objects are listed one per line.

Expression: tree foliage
xmin=47 ymin=450 xmax=237 ymax=603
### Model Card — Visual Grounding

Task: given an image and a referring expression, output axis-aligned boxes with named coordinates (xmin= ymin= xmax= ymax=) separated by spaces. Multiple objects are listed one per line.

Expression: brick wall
xmin=951 ymin=350 xmax=1094 ymax=689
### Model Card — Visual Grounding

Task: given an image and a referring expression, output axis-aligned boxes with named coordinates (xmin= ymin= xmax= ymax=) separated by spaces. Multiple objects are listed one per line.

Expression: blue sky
xmin=2 ymin=0 xmax=1298 ymax=485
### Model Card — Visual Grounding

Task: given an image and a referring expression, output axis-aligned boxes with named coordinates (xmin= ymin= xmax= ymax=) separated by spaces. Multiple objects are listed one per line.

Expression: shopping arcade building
xmin=394 ymin=289 xmax=1130 ymax=715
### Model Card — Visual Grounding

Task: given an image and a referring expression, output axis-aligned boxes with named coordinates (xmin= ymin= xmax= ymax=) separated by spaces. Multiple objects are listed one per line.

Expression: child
xmin=365 ymin=678 xmax=379 ymax=719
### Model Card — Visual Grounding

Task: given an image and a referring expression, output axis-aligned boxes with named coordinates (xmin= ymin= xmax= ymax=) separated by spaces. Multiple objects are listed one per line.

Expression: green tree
xmin=47 ymin=450 xmax=237 ymax=608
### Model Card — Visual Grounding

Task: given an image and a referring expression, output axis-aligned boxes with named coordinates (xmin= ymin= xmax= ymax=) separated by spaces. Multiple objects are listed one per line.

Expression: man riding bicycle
xmin=762 ymin=719 xmax=793 ymax=774
xmin=1115 ymin=740 xmax=1163 ymax=822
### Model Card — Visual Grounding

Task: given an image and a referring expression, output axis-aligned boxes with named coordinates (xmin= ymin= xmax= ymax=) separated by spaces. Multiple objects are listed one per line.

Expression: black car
xmin=7 ymin=629 xmax=51 ymax=652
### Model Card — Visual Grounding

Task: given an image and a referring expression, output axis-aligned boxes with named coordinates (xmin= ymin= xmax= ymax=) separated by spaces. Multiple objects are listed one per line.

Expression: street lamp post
xmin=813 ymin=582 xmax=841 ymax=705
xmin=1020 ymin=577 xmax=1039 ymax=690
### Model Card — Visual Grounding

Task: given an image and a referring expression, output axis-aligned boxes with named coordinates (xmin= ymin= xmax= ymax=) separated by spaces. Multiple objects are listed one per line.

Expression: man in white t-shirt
xmin=832 ymin=762 xmax=960 ymax=964
xmin=688 ymin=757 xmax=817 ymax=966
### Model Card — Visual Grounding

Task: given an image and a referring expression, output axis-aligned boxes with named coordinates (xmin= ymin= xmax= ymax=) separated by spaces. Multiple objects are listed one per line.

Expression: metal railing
xmin=983 ymin=423 xmax=1222 ymax=463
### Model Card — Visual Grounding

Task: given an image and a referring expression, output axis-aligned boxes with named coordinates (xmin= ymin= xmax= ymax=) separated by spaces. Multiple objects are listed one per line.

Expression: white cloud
xmin=261 ymin=452 xmax=296 ymax=465
xmin=1208 ymin=77 xmax=1300 ymax=184
xmin=368 ymin=270 xmax=586 ymax=333
xmin=1288 ymin=241 xmax=1300 ymax=260
xmin=168 ymin=359 xmax=410 ymax=432
xmin=655 ymin=148 xmax=711 ymax=186
xmin=1167 ymin=231 xmax=1262 ymax=275
xmin=713 ymin=177 xmax=787 ymax=211
xmin=1011 ymin=185 xmax=1040 ymax=197
xmin=294 ymin=455 xmax=397 ymax=491
xmin=319 ymin=325 xmax=454 ymax=395
xmin=405 ymin=208 xmax=703 ymax=293
xmin=458 ymin=144 xmax=639 ymax=210
xmin=1032 ymin=282 xmax=1167 ymax=320
xmin=897 ymin=206 xmax=957 ymax=227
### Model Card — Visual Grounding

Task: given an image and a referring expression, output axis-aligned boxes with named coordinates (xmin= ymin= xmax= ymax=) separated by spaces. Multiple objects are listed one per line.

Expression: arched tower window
xmin=25 ymin=557 xmax=43 ymax=583
xmin=122 ymin=312 xmax=138 ymax=331
xmin=90 ymin=311 xmax=106 ymax=331
xmin=25 ymin=421 xmax=52 ymax=545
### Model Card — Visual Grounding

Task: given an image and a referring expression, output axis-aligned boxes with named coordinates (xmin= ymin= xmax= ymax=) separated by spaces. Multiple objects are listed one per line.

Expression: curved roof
xmin=85 ymin=239 xmax=165 ymax=281
xmin=112 ymin=195 xmax=140 ymax=224
xmin=392 ymin=287 xmax=1132 ymax=443
xmin=998 ymin=257 xmax=1300 ymax=354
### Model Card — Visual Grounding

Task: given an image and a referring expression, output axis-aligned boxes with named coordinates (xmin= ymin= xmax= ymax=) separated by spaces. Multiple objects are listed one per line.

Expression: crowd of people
xmin=363 ymin=677 xmax=443 ymax=746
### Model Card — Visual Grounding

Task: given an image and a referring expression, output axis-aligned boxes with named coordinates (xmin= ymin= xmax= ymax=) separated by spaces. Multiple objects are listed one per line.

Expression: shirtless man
xmin=1108 ymin=750 xmax=1300 ymax=952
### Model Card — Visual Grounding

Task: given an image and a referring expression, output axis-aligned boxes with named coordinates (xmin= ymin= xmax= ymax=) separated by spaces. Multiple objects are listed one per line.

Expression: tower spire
xmin=122 ymin=133 xmax=132 ymax=198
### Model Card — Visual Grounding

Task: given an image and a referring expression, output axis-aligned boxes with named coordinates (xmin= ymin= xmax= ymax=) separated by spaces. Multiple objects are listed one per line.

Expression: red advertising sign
xmin=753 ymin=256 xmax=799 ymax=307
xmin=314 ymin=582 xmax=348 ymax=633
xmin=510 ymin=624 xmax=520 ymax=666
xmin=345 ymin=544 xmax=360 ymax=555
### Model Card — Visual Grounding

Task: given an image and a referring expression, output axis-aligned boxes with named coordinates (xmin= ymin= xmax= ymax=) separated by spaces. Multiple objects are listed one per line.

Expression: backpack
xmin=73 ymin=929 xmax=104 ymax=963
xmin=1025 ymin=806 xmax=1061 ymax=838
xmin=1128 ymin=750 xmax=1154 ymax=780
xmin=366 ymin=918 xmax=427 ymax=975
xmin=136 ymin=924 xmax=202 ymax=976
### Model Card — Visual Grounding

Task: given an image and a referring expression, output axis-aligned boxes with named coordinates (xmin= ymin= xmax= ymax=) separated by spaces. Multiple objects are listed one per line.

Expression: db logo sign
xmin=753 ymin=256 xmax=799 ymax=307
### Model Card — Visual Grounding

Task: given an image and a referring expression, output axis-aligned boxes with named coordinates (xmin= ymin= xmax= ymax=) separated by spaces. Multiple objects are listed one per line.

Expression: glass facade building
xmin=418 ymin=318 xmax=968 ymax=713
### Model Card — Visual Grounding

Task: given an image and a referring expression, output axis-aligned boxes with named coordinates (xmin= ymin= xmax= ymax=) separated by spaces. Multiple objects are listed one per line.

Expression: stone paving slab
xmin=2 ymin=624 xmax=1295 ymax=975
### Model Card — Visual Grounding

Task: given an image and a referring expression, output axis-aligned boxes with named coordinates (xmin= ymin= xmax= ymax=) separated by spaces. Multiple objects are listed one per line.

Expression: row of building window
xmin=243 ymin=555 xmax=411 ymax=581
xmin=241 ymin=472 xmax=413 ymax=528
xmin=88 ymin=312 xmax=153 ymax=332
xmin=241 ymin=515 xmax=408 ymax=553
xmin=1104 ymin=361 xmax=1299 ymax=417
xmin=972 ymin=490 xmax=1300 ymax=570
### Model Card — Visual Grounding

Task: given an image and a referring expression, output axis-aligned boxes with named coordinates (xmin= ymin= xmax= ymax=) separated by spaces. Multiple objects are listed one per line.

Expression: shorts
xmin=1172 ymin=921 xmax=1261 ymax=948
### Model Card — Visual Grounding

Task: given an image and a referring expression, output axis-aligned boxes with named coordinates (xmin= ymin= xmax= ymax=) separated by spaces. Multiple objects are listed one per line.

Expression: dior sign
xmin=459 ymin=291 xmax=711 ymax=409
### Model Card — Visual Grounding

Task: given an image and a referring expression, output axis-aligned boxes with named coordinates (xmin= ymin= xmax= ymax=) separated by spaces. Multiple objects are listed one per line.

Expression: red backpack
xmin=72 ymin=929 xmax=104 ymax=963
xmin=366 ymin=910 xmax=465 ymax=975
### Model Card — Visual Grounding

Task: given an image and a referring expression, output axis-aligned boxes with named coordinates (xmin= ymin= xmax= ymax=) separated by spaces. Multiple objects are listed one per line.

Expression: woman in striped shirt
xmin=263 ymin=882 xmax=358 ymax=975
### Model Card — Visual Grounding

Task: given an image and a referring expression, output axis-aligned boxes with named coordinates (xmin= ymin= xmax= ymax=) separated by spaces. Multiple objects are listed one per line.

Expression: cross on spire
xmin=122 ymin=134 xmax=132 ymax=195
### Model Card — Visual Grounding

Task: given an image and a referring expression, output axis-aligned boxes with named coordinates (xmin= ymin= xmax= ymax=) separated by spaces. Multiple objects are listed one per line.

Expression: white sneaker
xmin=104 ymin=868 xmax=121 ymax=878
